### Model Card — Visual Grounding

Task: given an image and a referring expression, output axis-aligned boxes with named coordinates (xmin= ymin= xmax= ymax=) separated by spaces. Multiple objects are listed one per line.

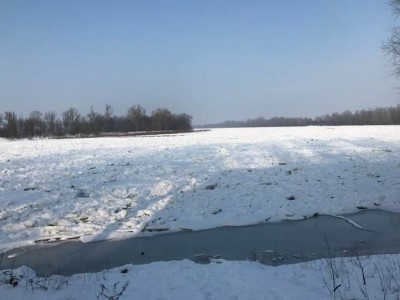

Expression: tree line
xmin=0 ymin=105 xmax=193 ymax=139
xmin=198 ymin=105 xmax=400 ymax=128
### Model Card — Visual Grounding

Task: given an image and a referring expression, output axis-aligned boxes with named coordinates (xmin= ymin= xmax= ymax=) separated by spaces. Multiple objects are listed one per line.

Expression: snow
xmin=2 ymin=254 xmax=400 ymax=299
xmin=1 ymin=126 xmax=400 ymax=299
xmin=318 ymin=214 xmax=369 ymax=231
xmin=0 ymin=126 xmax=399 ymax=251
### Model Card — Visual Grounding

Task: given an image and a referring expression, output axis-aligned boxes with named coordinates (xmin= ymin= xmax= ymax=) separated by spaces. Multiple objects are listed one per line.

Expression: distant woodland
xmin=198 ymin=105 xmax=400 ymax=128
xmin=0 ymin=105 xmax=193 ymax=139
xmin=1 ymin=105 xmax=399 ymax=139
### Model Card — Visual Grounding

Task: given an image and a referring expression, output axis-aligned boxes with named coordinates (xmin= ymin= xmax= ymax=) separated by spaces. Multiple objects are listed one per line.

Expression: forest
xmin=0 ymin=105 xmax=193 ymax=138
xmin=1 ymin=105 xmax=399 ymax=139
xmin=199 ymin=105 xmax=400 ymax=128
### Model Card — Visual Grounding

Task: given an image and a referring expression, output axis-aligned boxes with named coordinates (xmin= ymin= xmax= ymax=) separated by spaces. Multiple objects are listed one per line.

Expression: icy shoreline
xmin=4 ymin=209 xmax=400 ymax=277
xmin=1 ymin=126 xmax=399 ymax=252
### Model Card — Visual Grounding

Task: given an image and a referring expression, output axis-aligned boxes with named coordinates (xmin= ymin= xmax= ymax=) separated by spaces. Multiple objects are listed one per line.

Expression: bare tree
xmin=44 ymin=111 xmax=57 ymax=136
xmin=62 ymin=108 xmax=81 ymax=135
xmin=171 ymin=113 xmax=193 ymax=131
xmin=29 ymin=111 xmax=44 ymax=136
xmin=87 ymin=106 xmax=103 ymax=134
xmin=103 ymin=104 xmax=114 ymax=132
xmin=105 ymin=104 xmax=113 ymax=118
xmin=4 ymin=111 xmax=18 ymax=138
xmin=383 ymin=0 xmax=400 ymax=76
xmin=151 ymin=108 xmax=172 ymax=131
xmin=390 ymin=0 xmax=400 ymax=17
xmin=127 ymin=105 xmax=146 ymax=131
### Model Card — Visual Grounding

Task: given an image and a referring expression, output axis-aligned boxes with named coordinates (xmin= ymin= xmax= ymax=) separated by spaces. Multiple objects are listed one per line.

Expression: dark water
xmin=2 ymin=209 xmax=400 ymax=276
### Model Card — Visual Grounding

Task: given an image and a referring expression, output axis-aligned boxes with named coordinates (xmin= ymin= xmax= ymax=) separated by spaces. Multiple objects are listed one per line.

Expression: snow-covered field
xmin=0 ymin=126 xmax=399 ymax=251
xmin=1 ymin=126 xmax=400 ymax=299
xmin=2 ymin=254 xmax=400 ymax=299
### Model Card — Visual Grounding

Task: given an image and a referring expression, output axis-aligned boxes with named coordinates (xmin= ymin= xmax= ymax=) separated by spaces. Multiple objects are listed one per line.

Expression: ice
xmin=0 ymin=126 xmax=399 ymax=251
xmin=322 ymin=214 xmax=369 ymax=230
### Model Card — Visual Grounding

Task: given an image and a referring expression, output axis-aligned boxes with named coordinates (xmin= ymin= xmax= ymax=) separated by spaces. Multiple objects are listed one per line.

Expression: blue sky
xmin=0 ymin=0 xmax=399 ymax=124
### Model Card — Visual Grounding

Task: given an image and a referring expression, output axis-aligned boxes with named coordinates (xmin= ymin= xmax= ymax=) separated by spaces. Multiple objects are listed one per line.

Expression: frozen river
xmin=1 ymin=126 xmax=400 ymax=299
xmin=3 ymin=209 xmax=400 ymax=276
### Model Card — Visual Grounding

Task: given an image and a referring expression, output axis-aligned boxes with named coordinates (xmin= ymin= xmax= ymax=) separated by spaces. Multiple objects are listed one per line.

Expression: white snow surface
xmin=0 ymin=126 xmax=399 ymax=251
xmin=2 ymin=254 xmax=400 ymax=300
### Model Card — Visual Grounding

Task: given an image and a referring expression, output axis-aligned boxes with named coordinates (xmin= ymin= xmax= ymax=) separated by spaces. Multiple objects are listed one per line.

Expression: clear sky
xmin=0 ymin=0 xmax=399 ymax=124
